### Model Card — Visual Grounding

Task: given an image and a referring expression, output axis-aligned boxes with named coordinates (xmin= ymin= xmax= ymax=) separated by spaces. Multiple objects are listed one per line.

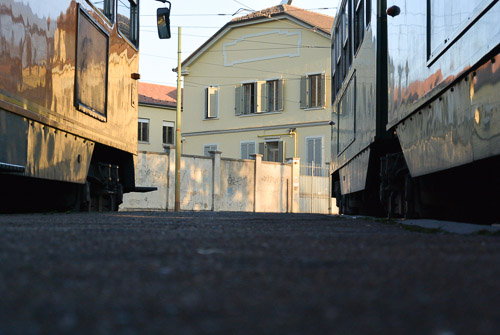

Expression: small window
xmin=366 ymin=0 xmax=371 ymax=27
xmin=243 ymin=83 xmax=256 ymax=114
xmin=162 ymin=121 xmax=174 ymax=145
xmin=309 ymin=74 xmax=322 ymax=108
xmin=204 ymin=86 xmax=219 ymax=119
xmin=306 ymin=137 xmax=322 ymax=165
xmin=203 ymin=144 xmax=218 ymax=157
xmin=300 ymin=74 xmax=326 ymax=109
xmin=138 ymin=118 xmax=149 ymax=142
xmin=240 ymin=141 xmax=256 ymax=159
xmin=75 ymin=9 xmax=109 ymax=121
xmin=235 ymin=83 xmax=257 ymax=115
xmin=266 ymin=79 xmax=284 ymax=112
xmin=428 ymin=0 xmax=489 ymax=60
xmin=354 ymin=0 xmax=365 ymax=53
xmin=343 ymin=2 xmax=349 ymax=46
xmin=259 ymin=141 xmax=284 ymax=163
xmin=118 ymin=0 xmax=139 ymax=47
xmin=336 ymin=26 xmax=342 ymax=63
xmin=90 ymin=0 xmax=115 ymax=21
xmin=305 ymin=137 xmax=323 ymax=176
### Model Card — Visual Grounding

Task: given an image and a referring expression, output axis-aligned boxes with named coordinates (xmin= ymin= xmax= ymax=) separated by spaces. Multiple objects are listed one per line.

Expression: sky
xmin=139 ymin=0 xmax=340 ymax=87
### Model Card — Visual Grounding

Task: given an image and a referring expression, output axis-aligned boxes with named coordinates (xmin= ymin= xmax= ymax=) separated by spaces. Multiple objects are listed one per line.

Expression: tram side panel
xmin=0 ymin=0 xmax=139 ymax=210
xmin=387 ymin=0 xmax=500 ymax=177
xmin=331 ymin=0 xmax=387 ymax=214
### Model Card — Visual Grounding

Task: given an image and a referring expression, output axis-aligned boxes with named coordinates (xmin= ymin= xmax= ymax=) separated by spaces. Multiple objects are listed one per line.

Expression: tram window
xmin=354 ymin=0 xmax=364 ymax=53
xmin=336 ymin=27 xmax=342 ymax=63
xmin=90 ymin=0 xmax=114 ymax=21
xmin=118 ymin=0 xmax=139 ymax=47
xmin=366 ymin=0 xmax=371 ymax=27
xmin=75 ymin=9 xmax=109 ymax=120
xmin=429 ymin=0 xmax=488 ymax=58
xmin=343 ymin=2 xmax=349 ymax=47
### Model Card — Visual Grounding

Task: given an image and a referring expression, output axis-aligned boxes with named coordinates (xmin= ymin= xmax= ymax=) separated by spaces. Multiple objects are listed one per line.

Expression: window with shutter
xmin=204 ymin=86 xmax=219 ymax=119
xmin=306 ymin=137 xmax=322 ymax=164
xmin=235 ymin=84 xmax=243 ymax=115
xmin=203 ymin=144 xmax=218 ymax=157
xmin=243 ymin=83 xmax=256 ymax=114
xmin=260 ymin=141 xmax=284 ymax=163
xmin=265 ymin=79 xmax=284 ymax=112
xmin=306 ymin=137 xmax=323 ymax=175
xmin=240 ymin=141 xmax=256 ymax=159
xmin=302 ymin=74 xmax=326 ymax=109
xmin=300 ymin=76 xmax=308 ymax=109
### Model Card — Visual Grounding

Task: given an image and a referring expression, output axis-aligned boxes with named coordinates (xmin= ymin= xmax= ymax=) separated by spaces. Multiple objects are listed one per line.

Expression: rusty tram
xmin=0 ymin=0 xmax=146 ymax=212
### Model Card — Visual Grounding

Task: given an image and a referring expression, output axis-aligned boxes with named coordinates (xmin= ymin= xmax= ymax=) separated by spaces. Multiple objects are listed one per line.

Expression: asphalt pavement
xmin=0 ymin=211 xmax=499 ymax=335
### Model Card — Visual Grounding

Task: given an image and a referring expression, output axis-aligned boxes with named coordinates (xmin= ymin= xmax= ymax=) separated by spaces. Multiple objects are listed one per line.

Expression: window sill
xmin=304 ymin=107 xmax=326 ymax=111
xmin=138 ymin=141 xmax=150 ymax=144
xmin=238 ymin=111 xmax=283 ymax=117
xmin=203 ymin=117 xmax=219 ymax=120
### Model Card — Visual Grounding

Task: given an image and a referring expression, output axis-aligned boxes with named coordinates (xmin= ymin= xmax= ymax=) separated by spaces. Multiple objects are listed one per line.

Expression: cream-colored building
xmin=180 ymin=5 xmax=334 ymax=168
xmin=136 ymin=82 xmax=179 ymax=153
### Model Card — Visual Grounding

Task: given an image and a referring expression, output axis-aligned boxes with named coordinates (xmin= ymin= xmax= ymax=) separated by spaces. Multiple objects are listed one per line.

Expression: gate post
xmin=250 ymin=154 xmax=262 ymax=212
xmin=210 ymin=151 xmax=222 ymax=212
xmin=290 ymin=157 xmax=300 ymax=213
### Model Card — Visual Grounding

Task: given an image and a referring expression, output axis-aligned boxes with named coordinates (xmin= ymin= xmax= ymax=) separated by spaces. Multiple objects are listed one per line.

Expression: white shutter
xmin=278 ymin=141 xmax=285 ymax=163
xmin=278 ymin=79 xmax=284 ymax=111
xmin=258 ymin=81 xmax=266 ymax=113
xmin=241 ymin=143 xmax=248 ymax=159
xmin=204 ymin=87 xmax=209 ymax=118
xmin=208 ymin=87 xmax=218 ymax=118
xmin=300 ymin=76 xmax=308 ymax=109
xmin=235 ymin=84 xmax=243 ymax=115
xmin=321 ymin=73 xmax=326 ymax=107
xmin=248 ymin=142 xmax=256 ymax=156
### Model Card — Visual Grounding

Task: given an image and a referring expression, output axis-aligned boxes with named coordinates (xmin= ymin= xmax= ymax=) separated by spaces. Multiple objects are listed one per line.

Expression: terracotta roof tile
xmin=138 ymin=82 xmax=181 ymax=108
xmin=230 ymin=5 xmax=334 ymax=34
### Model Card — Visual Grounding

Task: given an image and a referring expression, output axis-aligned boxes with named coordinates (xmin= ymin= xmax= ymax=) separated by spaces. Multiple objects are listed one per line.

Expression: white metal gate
xmin=299 ymin=163 xmax=331 ymax=214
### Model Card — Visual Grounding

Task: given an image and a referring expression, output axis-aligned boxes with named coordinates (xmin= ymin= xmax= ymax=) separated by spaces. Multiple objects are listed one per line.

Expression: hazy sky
xmin=139 ymin=0 xmax=340 ymax=87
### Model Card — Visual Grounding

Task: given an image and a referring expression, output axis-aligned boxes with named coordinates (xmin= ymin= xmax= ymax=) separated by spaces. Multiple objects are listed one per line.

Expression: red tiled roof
xmin=138 ymin=82 xmax=181 ymax=108
xmin=230 ymin=5 xmax=334 ymax=34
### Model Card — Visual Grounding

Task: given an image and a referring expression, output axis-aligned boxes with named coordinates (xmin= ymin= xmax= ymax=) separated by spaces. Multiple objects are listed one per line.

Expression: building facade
xmin=136 ymin=82 xmax=179 ymax=153
xmin=180 ymin=5 xmax=334 ymax=168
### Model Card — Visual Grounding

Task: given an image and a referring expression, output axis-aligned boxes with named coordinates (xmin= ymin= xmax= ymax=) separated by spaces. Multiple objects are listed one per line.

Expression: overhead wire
xmin=139 ymin=7 xmax=337 ymax=17
xmin=140 ymin=5 xmax=335 ymax=89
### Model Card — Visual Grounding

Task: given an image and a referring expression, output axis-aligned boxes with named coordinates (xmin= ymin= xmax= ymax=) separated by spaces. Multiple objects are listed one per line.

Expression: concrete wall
xmin=219 ymin=158 xmax=255 ymax=212
xmin=121 ymin=150 xmax=296 ymax=213
xmin=122 ymin=152 xmax=169 ymax=210
xmin=179 ymin=155 xmax=213 ymax=211
xmin=256 ymin=161 xmax=291 ymax=213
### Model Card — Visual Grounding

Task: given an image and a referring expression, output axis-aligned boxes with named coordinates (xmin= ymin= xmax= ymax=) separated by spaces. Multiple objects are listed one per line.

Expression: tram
xmin=0 ymin=0 xmax=143 ymax=212
xmin=330 ymin=0 xmax=499 ymax=222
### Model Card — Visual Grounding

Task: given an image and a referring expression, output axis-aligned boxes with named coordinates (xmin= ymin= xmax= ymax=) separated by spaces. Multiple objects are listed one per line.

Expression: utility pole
xmin=175 ymin=27 xmax=182 ymax=211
